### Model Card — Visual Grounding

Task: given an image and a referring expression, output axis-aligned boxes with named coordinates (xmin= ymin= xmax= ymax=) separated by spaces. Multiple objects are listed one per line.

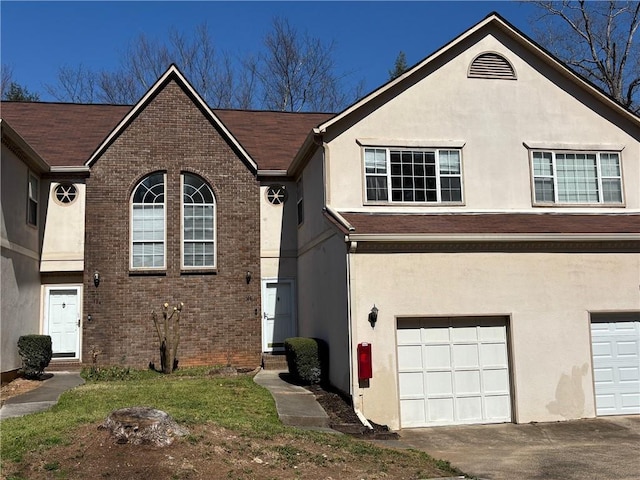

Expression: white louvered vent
xmin=468 ymin=52 xmax=516 ymax=80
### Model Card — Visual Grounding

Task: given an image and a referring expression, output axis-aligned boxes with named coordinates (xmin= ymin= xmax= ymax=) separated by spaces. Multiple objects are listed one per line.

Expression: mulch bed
xmin=305 ymin=383 xmax=399 ymax=440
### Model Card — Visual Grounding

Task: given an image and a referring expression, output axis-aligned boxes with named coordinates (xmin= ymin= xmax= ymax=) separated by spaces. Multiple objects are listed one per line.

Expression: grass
xmin=1 ymin=368 xmax=283 ymax=464
xmin=0 ymin=367 xmax=466 ymax=479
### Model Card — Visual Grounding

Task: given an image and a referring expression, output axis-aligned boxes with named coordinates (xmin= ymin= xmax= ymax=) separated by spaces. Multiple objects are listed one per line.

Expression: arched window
xmin=131 ymin=172 xmax=165 ymax=269
xmin=182 ymin=173 xmax=215 ymax=268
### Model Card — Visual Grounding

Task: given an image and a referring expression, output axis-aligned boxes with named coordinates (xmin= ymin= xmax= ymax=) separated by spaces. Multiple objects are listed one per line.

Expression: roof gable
xmin=316 ymin=13 xmax=640 ymax=136
xmin=85 ymin=64 xmax=258 ymax=172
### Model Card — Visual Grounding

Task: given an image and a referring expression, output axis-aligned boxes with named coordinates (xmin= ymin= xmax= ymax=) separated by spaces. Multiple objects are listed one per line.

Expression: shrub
xmin=284 ymin=337 xmax=327 ymax=384
xmin=17 ymin=335 xmax=52 ymax=379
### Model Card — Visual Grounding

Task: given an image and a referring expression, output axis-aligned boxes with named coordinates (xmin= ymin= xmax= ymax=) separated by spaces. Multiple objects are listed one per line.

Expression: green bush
xmin=17 ymin=335 xmax=52 ymax=379
xmin=284 ymin=337 xmax=327 ymax=384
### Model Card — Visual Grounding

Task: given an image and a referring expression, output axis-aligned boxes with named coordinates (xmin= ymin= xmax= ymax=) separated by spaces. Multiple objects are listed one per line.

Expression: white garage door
xmin=591 ymin=315 xmax=640 ymax=416
xmin=397 ymin=317 xmax=511 ymax=428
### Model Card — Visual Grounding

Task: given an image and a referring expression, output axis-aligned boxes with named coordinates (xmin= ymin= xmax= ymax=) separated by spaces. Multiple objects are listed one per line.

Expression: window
xmin=53 ymin=183 xmax=78 ymax=205
xmin=27 ymin=173 xmax=38 ymax=226
xmin=131 ymin=173 xmax=165 ymax=269
xmin=532 ymin=151 xmax=623 ymax=204
xmin=296 ymin=179 xmax=304 ymax=225
xmin=182 ymin=173 xmax=215 ymax=268
xmin=364 ymin=148 xmax=463 ymax=203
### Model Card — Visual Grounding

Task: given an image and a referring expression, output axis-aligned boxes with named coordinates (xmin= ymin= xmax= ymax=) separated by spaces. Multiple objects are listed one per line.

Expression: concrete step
xmin=262 ymin=353 xmax=288 ymax=371
xmin=47 ymin=360 xmax=82 ymax=372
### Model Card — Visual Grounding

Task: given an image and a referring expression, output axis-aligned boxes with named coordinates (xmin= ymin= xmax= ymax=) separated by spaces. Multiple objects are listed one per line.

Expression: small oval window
xmin=54 ymin=183 xmax=78 ymax=205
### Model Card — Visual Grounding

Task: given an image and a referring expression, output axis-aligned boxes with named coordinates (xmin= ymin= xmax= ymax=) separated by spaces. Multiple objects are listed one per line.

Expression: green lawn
xmin=0 ymin=369 xmax=466 ymax=479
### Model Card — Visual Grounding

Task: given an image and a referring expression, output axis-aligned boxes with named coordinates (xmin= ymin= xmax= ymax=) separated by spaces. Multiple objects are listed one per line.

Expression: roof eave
xmin=1 ymin=118 xmax=50 ymax=172
xmin=346 ymin=233 xmax=640 ymax=243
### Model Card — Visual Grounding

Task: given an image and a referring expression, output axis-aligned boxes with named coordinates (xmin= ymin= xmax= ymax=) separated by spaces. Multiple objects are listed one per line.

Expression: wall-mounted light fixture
xmin=93 ymin=271 xmax=100 ymax=288
xmin=246 ymin=271 xmax=252 ymax=284
xmin=368 ymin=304 xmax=378 ymax=328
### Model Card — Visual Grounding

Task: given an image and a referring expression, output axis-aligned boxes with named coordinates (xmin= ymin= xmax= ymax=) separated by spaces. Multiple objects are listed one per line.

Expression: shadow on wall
xmin=546 ymin=363 xmax=589 ymax=419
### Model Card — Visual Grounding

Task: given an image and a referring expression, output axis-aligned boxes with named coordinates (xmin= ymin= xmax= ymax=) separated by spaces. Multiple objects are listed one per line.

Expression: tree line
xmin=2 ymin=3 xmax=639 ymax=114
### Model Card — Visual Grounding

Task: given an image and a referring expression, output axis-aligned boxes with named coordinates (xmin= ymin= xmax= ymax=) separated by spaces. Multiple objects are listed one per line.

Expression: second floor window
xmin=364 ymin=148 xmax=463 ymax=203
xmin=532 ymin=151 xmax=623 ymax=205
xmin=131 ymin=172 xmax=165 ymax=269
xmin=27 ymin=173 xmax=39 ymax=226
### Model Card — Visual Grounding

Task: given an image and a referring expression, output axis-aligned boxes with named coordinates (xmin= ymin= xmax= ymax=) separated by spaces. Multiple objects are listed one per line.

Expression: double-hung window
xmin=27 ymin=173 xmax=39 ymax=226
xmin=364 ymin=148 xmax=463 ymax=203
xmin=131 ymin=172 xmax=165 ymax=269
xmin=532 ymin=151 xmax=623 ymax=204
xmin=182 ymin=173 xmax=215 ymax=268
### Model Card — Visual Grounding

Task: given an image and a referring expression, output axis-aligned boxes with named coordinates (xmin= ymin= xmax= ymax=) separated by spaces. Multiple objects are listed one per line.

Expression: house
xmin=1 ymin=13 xmax=639 ymax=430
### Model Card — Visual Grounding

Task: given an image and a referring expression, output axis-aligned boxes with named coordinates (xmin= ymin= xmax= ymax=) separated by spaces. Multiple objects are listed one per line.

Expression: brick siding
xmin=83 ymin=79 xmax=262 ymax=369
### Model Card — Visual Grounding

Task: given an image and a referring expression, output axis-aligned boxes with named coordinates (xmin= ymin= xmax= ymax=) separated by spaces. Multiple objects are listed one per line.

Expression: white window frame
xmin=130 ymin=172 xmax=167 ymax=270
xmin=530 ymin=150 xmax=624 ymax=206
xmin=181 ymin=173 xmax=216 ymax=270
xmin=27 ymin=172 xmax=39 ymax=226
xmin=363 ymin=147 xmax=464 ymax=204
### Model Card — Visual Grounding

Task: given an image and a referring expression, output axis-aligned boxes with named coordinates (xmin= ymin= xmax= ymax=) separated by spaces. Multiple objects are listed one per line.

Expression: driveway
xmin=376 ymin=416 xmax=640 ymax=479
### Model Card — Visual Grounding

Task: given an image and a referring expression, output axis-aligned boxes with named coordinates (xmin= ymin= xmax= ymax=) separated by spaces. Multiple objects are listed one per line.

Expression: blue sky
xmin=1 ymin=1 xmax=539 ymax=103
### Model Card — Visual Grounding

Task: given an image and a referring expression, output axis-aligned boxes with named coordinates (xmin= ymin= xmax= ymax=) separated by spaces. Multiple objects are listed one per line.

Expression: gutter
xmin=346 ymin=233 xmax=640 ymax=243
xmin=324 ymin=205 xmax=356 ymax=232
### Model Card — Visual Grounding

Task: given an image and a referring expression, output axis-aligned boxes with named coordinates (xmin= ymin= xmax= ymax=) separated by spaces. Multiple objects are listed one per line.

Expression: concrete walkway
xmin=253 ymin=369 xmax=334 ymax=432
xmin=0 ymin=372 xmax=85 ymax=420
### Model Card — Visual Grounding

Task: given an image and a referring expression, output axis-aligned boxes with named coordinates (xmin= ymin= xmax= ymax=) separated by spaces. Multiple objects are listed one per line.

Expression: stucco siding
xmin=298 ymin=232 xmax=350 ymax=393
xmin=325 ymin=29 xmax=639 ymax=213
xmin=349 ymin=250 xmax=640 ymax=430
xmin=41 ymin=182 xmax=86 ymax=272
xmin=1 ymin=145 xmax=43 ymax=373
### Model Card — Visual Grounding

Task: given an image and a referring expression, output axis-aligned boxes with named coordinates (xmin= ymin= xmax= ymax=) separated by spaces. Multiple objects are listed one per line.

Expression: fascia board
xmin=347 ymin=233 xmax=640 ymax=243
xmin=85 ymin=65 xmax=258 ymax=172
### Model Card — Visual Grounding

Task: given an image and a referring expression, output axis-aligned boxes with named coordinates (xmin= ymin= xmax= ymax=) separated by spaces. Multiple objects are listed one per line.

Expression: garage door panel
xmin=399 ymin=371 xmax=424 ymax=397
xmin=397 ymin=322 xmax=423 ymax=343
xmin=591 ymin=317 xmax=640 ymax=416
xmin=481 ymin=343 xmax=508 ymax=366
xmin=483 ymin=369 xmax=510 ymax=393
xmin=398 ymin=345 xmax=423 ymax=370
xmin=401 ymin=399 xmax=427 ymax=426
xmin=619 ymin=367 xmax=639 ymax=382
xmin=454 ymin=370 xmax=481 ymax=394
xmin=398 ymin=317 xmax=511 ymax=427
xmin=453 ymin=344 xmax=479 ymax=368
xmin=451 ymin=326 xmax=477 ymax=342
xmin=427 ymin=398 xmax=454 ymax=423
xmin=425 ymin=345 xmax=451 ymax=368
xmin=457 ymin=397 xmax=483 ymax=422
xmin=485 ymin=395 xmax=511 ymax=420
xmin=426 ymin=371 xmax=453 ymax=395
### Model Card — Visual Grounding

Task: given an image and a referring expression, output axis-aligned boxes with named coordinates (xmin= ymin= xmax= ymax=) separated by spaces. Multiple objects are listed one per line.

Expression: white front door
xmin=591 ymin=315 xmax=640 ymax=416
xmin=45 ymin=287 xmax=81 ymax=359
xmin=397 ymin=317 xmax=511 ymax=427
xmin=262 ymin=280 xmax=296 ymax=352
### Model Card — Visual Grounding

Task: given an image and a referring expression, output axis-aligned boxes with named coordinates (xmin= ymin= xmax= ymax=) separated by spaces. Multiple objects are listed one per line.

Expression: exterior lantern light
xmin=246 ymin=271 xmax=252 ymax=284
xmin=368 ymin=304 xmax=379 ymax=328
xmin=93 ymin=271 xmax=100 ymax=288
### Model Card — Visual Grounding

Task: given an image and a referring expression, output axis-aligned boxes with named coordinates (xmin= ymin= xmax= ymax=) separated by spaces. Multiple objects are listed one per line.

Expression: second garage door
xmin=397 ymin=317 xmax=511 ymax=428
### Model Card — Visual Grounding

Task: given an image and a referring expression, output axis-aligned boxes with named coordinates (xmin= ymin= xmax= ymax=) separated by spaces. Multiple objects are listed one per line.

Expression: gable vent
xmin=468 ymin=52 xmax=516 ymax=80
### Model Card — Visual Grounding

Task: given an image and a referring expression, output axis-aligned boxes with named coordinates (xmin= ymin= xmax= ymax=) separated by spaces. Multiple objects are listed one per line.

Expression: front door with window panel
xmin=46 ymin=288 xmax=80 ymax=358
xmin=262 ymin=280 xmax=296 ymax=352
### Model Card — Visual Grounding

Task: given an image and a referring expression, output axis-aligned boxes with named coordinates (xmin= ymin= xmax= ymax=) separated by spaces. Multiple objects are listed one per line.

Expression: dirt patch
xmin=0 ymin=377 xmax=43 ymax=405
xmin=3 ymin=422 xmax=451 ymax=480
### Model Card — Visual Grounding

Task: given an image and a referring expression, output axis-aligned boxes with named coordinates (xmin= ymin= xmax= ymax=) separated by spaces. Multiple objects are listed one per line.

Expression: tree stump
xmin=100 ymin=407 xmax=189 ymax=446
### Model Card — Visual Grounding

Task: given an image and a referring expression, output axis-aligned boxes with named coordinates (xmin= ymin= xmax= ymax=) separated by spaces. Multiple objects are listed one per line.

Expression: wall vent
xmin=468 ymin=52 xmax=516 ymax=80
